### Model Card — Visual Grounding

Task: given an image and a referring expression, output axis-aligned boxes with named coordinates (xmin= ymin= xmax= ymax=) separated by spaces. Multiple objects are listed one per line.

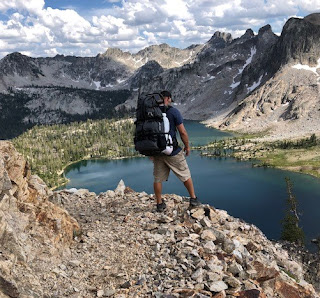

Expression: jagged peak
xmin=102 ymin=47 xmax=131 ymax=57
xmin=136 ymin=43 xmax=181 ymax=56
xmin=235 ymin=29 xmax=255 ymax=43
xmin=258 ymin=24 xmax=273 ymax=35
xmin=210 ymin=31 xmax=233 ymax=43
xmin=243 ymin=28 xmax=255 ymax=37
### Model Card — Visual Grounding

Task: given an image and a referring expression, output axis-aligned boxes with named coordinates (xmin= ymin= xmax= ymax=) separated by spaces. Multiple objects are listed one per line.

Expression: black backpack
xmin=134 ymin=93 xmax=176 ymax=156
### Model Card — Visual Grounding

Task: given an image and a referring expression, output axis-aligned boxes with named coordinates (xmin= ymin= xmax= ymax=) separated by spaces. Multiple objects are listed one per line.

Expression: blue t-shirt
xmin=160 ymin=105 xmax=183 ymax=156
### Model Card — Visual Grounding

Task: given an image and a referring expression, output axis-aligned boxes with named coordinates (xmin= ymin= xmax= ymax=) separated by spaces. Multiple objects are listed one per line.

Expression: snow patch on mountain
xmin=239 ymin=47 xmax=257 ymax=75
xmin=247 ymin=74 xmax=263 ymax=92
xmin=292 ymin=58 xmax=320 ymax=75
xmin=93 ymin=81 xmax=101 ymax=90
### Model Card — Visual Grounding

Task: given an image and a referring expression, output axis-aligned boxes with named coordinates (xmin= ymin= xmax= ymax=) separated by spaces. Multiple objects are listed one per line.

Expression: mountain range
xmin=1 ymin=13 xmax=320 ymax=139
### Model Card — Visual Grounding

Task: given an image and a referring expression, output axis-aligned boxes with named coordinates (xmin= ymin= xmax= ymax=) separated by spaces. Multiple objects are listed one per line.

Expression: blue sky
xmin=0 ymin=0 xmax=318 ymax=58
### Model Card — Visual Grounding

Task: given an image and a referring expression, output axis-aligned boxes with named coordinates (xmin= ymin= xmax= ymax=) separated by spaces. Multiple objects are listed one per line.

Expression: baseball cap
xmin=160 ymin=90 xmax=174 ymax=102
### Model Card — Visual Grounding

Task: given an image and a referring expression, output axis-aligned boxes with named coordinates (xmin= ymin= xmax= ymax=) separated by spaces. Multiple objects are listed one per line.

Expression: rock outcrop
xmin=0 ymin=141 xmax=318 ymax=297
xmin=0 ymin=141 xmax=80 ymax=297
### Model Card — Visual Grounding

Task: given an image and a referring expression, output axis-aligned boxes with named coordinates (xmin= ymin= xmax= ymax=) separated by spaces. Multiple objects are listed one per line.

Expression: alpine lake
xmin=61 ymin=121 xmax=320 ymax=251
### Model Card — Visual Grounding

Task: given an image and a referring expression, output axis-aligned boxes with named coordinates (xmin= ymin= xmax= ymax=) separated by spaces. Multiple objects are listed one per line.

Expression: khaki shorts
xmin=153 ymin=150 xmax=191 ymax=183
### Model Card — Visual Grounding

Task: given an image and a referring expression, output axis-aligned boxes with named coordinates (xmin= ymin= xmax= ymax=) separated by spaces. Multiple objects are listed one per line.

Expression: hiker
xmin=152 ymin=90 xmax=201 ymax=212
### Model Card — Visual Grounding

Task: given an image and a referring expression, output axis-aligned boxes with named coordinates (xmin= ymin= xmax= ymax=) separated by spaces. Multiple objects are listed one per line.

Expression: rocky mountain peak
xmin=210 ymin=31 xmax=233 ymax=43
xmin=129 ymin=60 xmax=163 ymax=89
xmin=243 ymin=28 xmax=255 ymax=38
xmin=235 ymin=28 xmax=255 ymax=43
xmin=203 ymin=31 xmax=233 ymax=53
xmin=136 ymin=43 xmax=175 ymax=56
xmin=102 ymin=47 xmax=131 ymax=59
xmin=304 ymin=13 xmax=320 ymax=26
xmin=277 ymin=15 xmax=320 ymax=66
xmin=0 ymin=51 xmax=44 ymax=78
xmin=256 ymin=24 xmax=278 ymax=50
xmin=258 ymin=24 xmax=272 ymax=35
xmin=1 ymin=52 xmax=31 ymax=66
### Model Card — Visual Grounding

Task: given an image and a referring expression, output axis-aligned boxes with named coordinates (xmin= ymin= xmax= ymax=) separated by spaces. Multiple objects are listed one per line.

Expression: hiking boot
xmin=156 ymin=201 xmax=167 ymax=212
xmin=189 ymin=197 xmax=201 ymax=208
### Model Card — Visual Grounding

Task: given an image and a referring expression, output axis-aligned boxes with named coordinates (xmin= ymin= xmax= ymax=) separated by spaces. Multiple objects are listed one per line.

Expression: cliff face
xmin=0 ymin=142 xmax=318 ymax=297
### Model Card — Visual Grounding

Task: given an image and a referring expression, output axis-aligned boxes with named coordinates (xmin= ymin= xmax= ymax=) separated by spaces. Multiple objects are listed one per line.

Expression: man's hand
xmin=184 ymin=146 xmax=190 ymax=156
xmin=177 ymin=123 xmax=190 ymax=157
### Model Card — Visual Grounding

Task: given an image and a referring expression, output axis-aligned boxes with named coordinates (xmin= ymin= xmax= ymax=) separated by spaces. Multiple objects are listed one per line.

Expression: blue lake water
xmin=61 ymin=120 xmax=320 ymax=251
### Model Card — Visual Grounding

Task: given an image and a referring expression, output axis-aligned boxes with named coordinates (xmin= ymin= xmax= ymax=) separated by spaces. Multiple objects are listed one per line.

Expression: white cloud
xmin=44 ymin=47 xmax=58 ymax=55
xmin=0 ymin=0 xmax=44 ymax=14
xmin=295 ymin=0 xmax=320 ymax=12
xmin=143 ymin=31 xmax=158 ymax=44
xmin=160 ymin=0 xmax=192 ymax=20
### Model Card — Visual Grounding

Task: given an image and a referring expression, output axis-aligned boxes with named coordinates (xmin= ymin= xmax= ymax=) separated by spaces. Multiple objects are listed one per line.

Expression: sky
xmin=0 ymin=0 xmax=319 ymax=59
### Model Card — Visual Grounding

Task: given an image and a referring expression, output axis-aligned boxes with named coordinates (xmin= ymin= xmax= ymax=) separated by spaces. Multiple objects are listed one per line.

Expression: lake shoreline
xmin=52 ymin=153 xmax=139 ymax=191
xmin=56 ymin=137 xmax=320 ymax=191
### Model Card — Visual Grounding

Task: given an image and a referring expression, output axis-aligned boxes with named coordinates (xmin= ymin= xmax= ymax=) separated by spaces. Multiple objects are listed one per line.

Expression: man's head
xmin=160 ymin=90 xmax=173 ymax=106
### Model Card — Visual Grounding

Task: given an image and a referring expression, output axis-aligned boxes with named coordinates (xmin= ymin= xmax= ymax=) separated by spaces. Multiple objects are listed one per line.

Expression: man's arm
xmin=177 ymin=123 xmax=190 ymax=156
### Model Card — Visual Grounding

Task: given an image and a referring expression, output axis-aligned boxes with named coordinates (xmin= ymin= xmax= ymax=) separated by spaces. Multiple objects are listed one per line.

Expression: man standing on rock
xmin=153 ymin=90 xmax=201 ymax=212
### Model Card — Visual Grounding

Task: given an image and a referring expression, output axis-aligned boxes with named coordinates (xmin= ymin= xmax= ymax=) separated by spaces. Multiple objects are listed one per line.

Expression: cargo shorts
xmin=153 ymin=150 xmax=191 ymax=183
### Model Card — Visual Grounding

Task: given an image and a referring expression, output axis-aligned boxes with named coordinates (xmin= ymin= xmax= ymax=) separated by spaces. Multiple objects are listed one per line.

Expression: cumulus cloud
xmin=0 ymin=0 xmax=317 ymax=58
xmin=0 ymin=0 xmax=44 ymax=14
xmin=295 ymin=0 xmax=320 ymax=12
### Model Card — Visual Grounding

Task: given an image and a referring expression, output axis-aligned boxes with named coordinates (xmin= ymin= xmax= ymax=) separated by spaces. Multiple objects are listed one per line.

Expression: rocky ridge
xmin=0 ymin=141 xmax=319 ymax=297
xmin=122 ymin=25 xmax=279 ymax=122
xmin=0 ymin=43 xmax=201 ymax=94
xmin=101 ymin=43 xmax=203 ymax=70
xmin=208 ymin=14 xmax=320 ymax=140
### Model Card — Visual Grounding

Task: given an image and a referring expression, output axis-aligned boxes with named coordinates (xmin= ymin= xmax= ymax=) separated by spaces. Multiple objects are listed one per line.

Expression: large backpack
xmin=134 ymin=92 xmax=175 ymax=156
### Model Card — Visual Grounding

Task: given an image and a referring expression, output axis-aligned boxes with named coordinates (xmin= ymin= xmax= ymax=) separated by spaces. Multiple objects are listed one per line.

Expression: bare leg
xmin=154 ymin=182 xmax=163 ymax=204
xmin=183 ymin=177 xmax=196 ymax=198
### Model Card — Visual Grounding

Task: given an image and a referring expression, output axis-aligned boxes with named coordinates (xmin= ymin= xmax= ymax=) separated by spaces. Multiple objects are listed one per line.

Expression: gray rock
xmin=200 ymin=217 xmax=212 ymax=228
xmin=0 ymin=160 xmax=12 ymax=193
xmin=228 ymin=262 xmax=243 ymax=275
xmin=97 ymin=289 xmax=104 ymax=297
xmin=115 ymin=179 xmax=125 ymax=196
xmin=105 ymin=190 xmax=115 ymax=198
xmin=207 ymin=272 xmax=222 ymax=282
xmin=209 ymin=280 xmax=228 ymax=292
xmin=191 ymin=208 xmax=205 ymax=220
xmin=192 ymin=268 xmax=204 ymax=283
xmin=203 ymin=241 xmax=216 ymax=254
xmin=224 ymin=276 xmax=242 ymax=288
xmin=0 ymin=276 xmax=20 ymax=298
xmin=222 ymin=239 xmax=235 ymax=254
xmin=192 ymin=223 xmax=202 ymax=234
xmin=211 ymin=229 xmax=226 ymax=244
xmin=69 ymin=260 xmax=81 ymax=267
xmin=201 ymin=229 xmax=216 ymax=241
